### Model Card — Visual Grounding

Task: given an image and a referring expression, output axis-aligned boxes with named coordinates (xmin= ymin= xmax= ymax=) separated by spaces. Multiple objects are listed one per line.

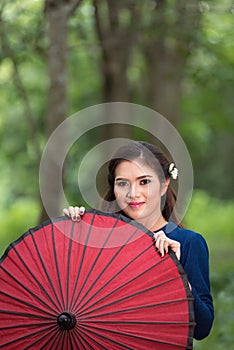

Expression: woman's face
xmin=113 ymin=159 xmax=169 ymax=229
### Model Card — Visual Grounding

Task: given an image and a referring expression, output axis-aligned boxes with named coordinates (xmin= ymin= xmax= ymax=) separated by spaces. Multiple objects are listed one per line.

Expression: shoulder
xmin=166 ymin=224 xmax=208 ymax=251
xmin=166 ymin=224 xmax=210 ymax=270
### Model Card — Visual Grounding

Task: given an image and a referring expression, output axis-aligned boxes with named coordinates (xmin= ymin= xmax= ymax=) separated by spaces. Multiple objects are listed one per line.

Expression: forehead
xmin=115 ymin=160 xmax=157 ymax=177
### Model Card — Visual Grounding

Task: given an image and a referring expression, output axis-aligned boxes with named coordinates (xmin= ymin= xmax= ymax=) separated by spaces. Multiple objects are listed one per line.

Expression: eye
xmin=140 ymin=178 xmax=151 ymax=185
xmin=115 ymin=180 xmax=129 ymax=187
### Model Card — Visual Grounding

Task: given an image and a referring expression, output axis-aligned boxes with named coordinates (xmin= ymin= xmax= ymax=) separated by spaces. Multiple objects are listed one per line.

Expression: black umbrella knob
xmin=57 ymin=312 xmax=76 ymax=330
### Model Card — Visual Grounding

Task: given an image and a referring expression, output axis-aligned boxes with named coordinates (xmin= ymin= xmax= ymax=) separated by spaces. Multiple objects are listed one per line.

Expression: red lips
xmin=128 ymin=202 xmax=145 ymax=208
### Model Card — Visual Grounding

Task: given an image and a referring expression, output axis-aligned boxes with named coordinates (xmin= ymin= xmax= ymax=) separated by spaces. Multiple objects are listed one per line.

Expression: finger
xmin=79 ymin=206 xmax=86 ymax=215
xmin=68 ymin=206 xmax=77 ymax=221
xmin=159 ymin=239 xmax=169 ymax=257
xmin=167 ymin=239 xmax=181 ymax=260
xmin=75 ymin=215 xmax=81 ymax=222
xmin=153 ymin=230 xmax=166 ymax=242
xmin=62 ymin=208 xmax=70 ymax=217
xmin=154 ymin=237 xmax=164 ymax=250
xmin=74 ymin=206 xmax=83 ymax=222
xmin=74 ymin=206 xmax=80 ymax=220
xmin=155 ymin=238 xmax=168 ymax=257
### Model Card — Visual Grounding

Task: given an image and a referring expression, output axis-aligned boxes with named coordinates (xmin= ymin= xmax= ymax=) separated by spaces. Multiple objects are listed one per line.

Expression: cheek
xmin=114 ymin=187 xmax=126 ymax=206
xmin=114 ymin=187 xmax=121 ymax=201
xmin=113 ymin=189 xmax=118 ymax=199
xmin=147 ymin=183 xmax=162 ymax=200
xmin=114 ymin=188 xmax=127 ymax=210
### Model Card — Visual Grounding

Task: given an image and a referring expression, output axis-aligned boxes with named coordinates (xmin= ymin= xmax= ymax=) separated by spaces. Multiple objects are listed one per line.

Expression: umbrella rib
xmin=73 ymin=225 xmax=140 ymax=312
xmin=78 ymin=325 xmax=136 ymax=350
xmin=66 ymin=221 xmax=75 ymax=310
xmin=51 ymin=331 xmax=64 ymax=349
xmin=31 ymin=231 xmax=62 ymax=311
xmin=51 ymin=222 xmax=66 ymax=310
xmin=73 ymin=242 xmax=153 ymax=315
xmin=0 ymin=323 xmax=58 ymax=348
xmin=68 ymin=328 xmax=85 ymax=350
xmin=0 ymin=310 xmax=56 ymax=320
xmin=72 ymin=327 xmax=100 ymax=350
xmin=76 ymin=246 xmax=167 ymax=315
xmin=86 ymin=320 xmax=192 ymax=325
xmin=41 ymin=327 xmax=68 ymax=350
xmin=64 ymin=330 xmax=70 ymax=350
xmin=80 ymin=275 xmax=180 ymax=318
xmin=79 ymin=297 xmax=194 ymax=321
xmin=0 ymin=289 xmax=57 ymax=319
xmin=69 ymin=213 xmax=96 ymax=310
xmin=0 ymin=243 xmax=61 ymax=313
xmin=80 ymin=323 xmax=188 ymax=348
xmin=69 ymin=326 xmax=104 ymax=350
xmin=30 ymin=327 xmax=61 ymax=350
xmin=69 ymin=326 xmax=76 ymax=349
xmin=0 ymin=265 xmax=58 ymax=314
xmin=0 ymin=321 xmax=57 ymax=331
xmin=71 ymin=214 xmax=121 ymax=311
xmin=45 ymin=329 xmax=65 ymax=349
xmin=34 ymin=223 xmax=65 ymax=309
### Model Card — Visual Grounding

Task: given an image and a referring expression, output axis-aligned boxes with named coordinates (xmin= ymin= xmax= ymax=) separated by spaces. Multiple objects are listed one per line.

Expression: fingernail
xmin=76 ymin=216 xmax=81 ymax=222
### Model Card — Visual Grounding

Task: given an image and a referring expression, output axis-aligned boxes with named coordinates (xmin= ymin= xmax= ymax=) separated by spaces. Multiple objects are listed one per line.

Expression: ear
xmin=161 ymin=178 xmax=170 ymax=197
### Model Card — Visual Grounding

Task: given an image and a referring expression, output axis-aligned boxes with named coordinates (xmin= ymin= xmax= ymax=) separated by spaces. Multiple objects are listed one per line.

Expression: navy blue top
xmin=158 ymin=223 xmax=214 ymax=340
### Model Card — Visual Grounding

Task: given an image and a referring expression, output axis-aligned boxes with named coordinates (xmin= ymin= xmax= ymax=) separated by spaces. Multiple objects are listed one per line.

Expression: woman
xmin=63 ymin=141 xmax=214 ymax=340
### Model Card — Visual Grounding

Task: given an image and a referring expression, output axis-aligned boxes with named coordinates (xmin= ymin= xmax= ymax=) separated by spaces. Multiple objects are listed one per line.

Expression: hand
xmin=153 ymin=230 xmax=181 ymax=260
xmin=62 ymin=206 xmax=86 ymax=222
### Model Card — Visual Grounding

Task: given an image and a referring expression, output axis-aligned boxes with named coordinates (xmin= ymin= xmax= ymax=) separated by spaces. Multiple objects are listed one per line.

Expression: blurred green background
xmin=0 ymin=1 xmax=234 ymax=348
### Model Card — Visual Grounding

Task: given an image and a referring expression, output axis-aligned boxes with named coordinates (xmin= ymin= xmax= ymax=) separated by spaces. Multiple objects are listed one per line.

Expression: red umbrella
xmin=0 ymin=209 xmax=195 ymax=349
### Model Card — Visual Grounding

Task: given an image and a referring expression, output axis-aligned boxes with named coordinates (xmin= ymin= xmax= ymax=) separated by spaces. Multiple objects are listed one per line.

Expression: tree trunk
xmin=93 ymin=0 xmax=139 ymax=140
xmin=94 ymin=0 xmax=131 ymax=102
xmin=39 ymin=0 xmax=82 ymax=223
xmin=142 ymin=0 xmax=201 ymax=126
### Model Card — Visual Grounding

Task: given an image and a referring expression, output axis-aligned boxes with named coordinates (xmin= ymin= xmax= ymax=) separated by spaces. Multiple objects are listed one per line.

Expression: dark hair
xmin=99 ymin=141 xmax=181 ymax=225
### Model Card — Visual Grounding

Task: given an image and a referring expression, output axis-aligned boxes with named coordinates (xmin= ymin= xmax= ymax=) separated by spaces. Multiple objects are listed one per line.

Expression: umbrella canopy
xmin=0 ymin=209 xmax=195 ymax=349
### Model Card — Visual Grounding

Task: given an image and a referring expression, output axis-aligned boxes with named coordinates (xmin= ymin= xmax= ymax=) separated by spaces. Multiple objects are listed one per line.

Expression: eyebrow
xmin=115 ymin=175 xmax=153 ymax=181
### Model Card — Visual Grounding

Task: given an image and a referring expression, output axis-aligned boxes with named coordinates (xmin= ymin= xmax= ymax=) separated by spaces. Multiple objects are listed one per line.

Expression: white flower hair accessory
xmin=168 ymin=163 xmax=178 ymax=180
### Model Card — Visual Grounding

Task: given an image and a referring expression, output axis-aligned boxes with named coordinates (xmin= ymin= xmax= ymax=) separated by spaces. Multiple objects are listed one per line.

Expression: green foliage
xmin=193 ymin=273 xmax=234 ymax=349
xmin=179 ymin=0 xmax=234 ymax=199
xmin=68 ymin=0 xmax=102 ymax=111
xmin=184 ymin=190 xmax=234 ymax=349
xmin=0 ymin=198 xmax=39 ymax=258
xmin=184 ymin=190 xmax=234 ymax=269
xmin=0 ymin=0 xmax=47 ymax=203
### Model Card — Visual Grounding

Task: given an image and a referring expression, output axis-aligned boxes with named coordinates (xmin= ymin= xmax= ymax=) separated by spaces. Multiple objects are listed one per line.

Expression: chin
xmin=126 ymin=211 xmax=144 ymax=222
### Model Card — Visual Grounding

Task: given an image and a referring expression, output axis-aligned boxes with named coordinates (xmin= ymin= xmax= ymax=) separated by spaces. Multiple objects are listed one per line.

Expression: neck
xmin=136 ymin=214 xmax=168 ymax=232
xmin=150 ymin=215 xmax=168 ymax=232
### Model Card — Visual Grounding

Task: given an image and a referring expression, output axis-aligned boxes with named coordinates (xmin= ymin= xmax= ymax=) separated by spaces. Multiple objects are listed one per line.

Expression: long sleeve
xmin=167 ymin=227 xmax=214 ymax=340
xmin=180 ymin=233 xmax=214 ymax=340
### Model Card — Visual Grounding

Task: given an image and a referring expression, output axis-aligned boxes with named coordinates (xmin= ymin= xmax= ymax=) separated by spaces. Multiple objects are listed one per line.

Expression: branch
xmin=0 ymin=12 xmax=42 ymax=164
xmin=93 ymin=0 xmax=139 ymax=53
xmin=67 ymin=0 xmax=83 ymax=16
xmin=44 ymin=0 xmax=83 ymax=17
xmin=93 ymin=0 xmax=104 ymax=43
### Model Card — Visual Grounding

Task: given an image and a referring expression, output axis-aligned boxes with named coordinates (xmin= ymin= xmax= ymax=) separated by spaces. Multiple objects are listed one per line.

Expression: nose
xmin=127 ymin=184 xmax=140 ymax=198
